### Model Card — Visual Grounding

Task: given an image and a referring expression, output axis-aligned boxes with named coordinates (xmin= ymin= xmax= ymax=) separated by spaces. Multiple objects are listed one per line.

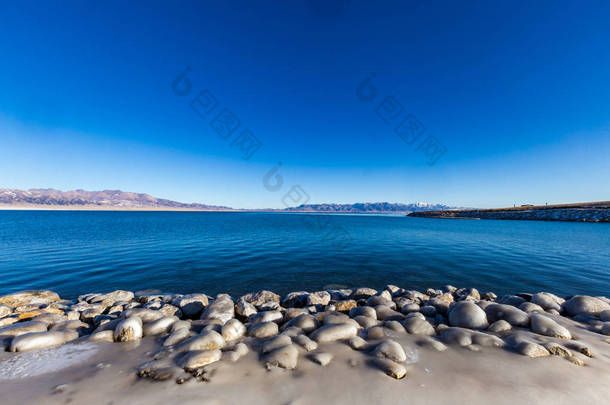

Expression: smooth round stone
xmin=421 ymin=305 xmax=437 ymax=317
xmin=562 ymin=296 xmax=610 ymax=316
xmin=601 ymin=322 xmax=610 ymax=336
xmin=294 ymin=334 xmax=318 ymax=352
xmin=248 ymin=321 xmax=279 ymax=339
xmin=448 ymin=302 xmax=489 ymax=330
xmin=262 ymin=334 xmax=292 ymax=354
xmin=519 ymin=302 xmax=545 ymax=313
xmin=164 ymin=327 xmax=192 ymax=346
xmin=371 ymin=358 xmax=407 ymax=379
xmin=180 ymin=350 xmax=222 ymax=371
xmin=263 ymin=344 xmax=298 ymax=369
xmin=221 ymin=319 xmax=246 ymax=342
xmin=440 ymin=327 xmax=472 ymax=346
xmin=50 ymin=320 xmax=89 ymax=333
xmin=121 ymin=308 xmax=162 ymax=323
xmin=114 ymin=317 xmax=143 ymax=342
xmin=228 ymin=342 xmax=249 ymax=362
xmin=485 ymin=304 xmax=530 ymax=327
xmin=310 ymin=323 xmax=357 ymax=343
xmin=89 ymin=330 xmax=115 ymax=342
xmin=240 ymin=290 xmax=280 ymax=308
xmin=143 ymin=316 xmax=178 ymax=336
xmin=405 ymin=312 xmax=426 ymax=321
xmin=347 ymin=335 xmax=368 ymax=350
xmin=384 ymin=320 xmax=406 ymax=333
xmin=349 ymin=306 xmax=377 ymax=319
xmin=400 ymin=303 xmax=420 ymax=314
xmin=372 ymin=339 xmax=407 ymax=362
xmin=323 ymin=313 xmax=351 ymax=325
xmin=516 ymin=341 xmax=550 ymax=358
xmin=600 ymin=310 xmax=610 ymax=322
xmin=365 ymin=326 xmax=385 ymax=340
xmin=530 ymin=314 xmax=571 ymax=339
xmin=402 ymin=317 xmax=435 ymax=336
xmin=309 ymin=352 xmax=333 ymax=366
xmin=366 ymin=296 xmax=395 ymax=309
xmin=10 ymin=331 xmax=77 ymax=352
xmin=170 ymin=320 xmax=191 ymax=333
xmin=0 ymin=321 xmax=48 ymax=337
xmin=531 ymin=292 xmax=563 ymax=311
xmin=283 ymin=313 xmax=319 ymax=333
xmin=565 ymin=341 xmax=593 ymax=357
xmin=181 ymin=330 xmax=225 ymax=351
xmin=353 ymin=315 xmax=379 ymax=329
xmin=487 ymin=320 xmax=512 ymax=333
xmin=249 ymin=310 xmax=283 ymax=325
xmin=375 ymin=305 xmax=405 ymax=321
xmin=496 ymin=295 xmax=525 ymax=307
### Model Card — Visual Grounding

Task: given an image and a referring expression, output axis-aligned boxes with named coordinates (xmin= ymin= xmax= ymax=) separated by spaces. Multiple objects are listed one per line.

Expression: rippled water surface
xmin=1 ymin=211 xmax=609 ymax=298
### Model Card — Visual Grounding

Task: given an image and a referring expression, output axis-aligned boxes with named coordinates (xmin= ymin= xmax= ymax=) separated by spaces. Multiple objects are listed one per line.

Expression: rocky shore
xmin=2 ymin=286 xmax=610 ymax=404
xmin=408 ymin=201 xmax=610 ymax=222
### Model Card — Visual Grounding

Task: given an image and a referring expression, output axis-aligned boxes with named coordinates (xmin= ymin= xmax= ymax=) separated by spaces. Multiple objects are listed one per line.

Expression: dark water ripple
xmin=0 ymin=211 xmax=609 ymax=299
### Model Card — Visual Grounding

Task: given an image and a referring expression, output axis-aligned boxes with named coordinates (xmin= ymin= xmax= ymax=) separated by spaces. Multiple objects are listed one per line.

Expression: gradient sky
xmin=1 ymin=1 xmax=609 ymax=208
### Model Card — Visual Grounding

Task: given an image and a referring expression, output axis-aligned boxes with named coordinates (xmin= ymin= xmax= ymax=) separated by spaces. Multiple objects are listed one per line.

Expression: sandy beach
xmin=1 ymin=287 xmax=610 ymax=404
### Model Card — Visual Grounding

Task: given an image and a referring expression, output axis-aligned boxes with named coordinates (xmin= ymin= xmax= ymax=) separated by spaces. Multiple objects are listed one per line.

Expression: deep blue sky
xmin=1 ymin=1 xmax=609 ymax=208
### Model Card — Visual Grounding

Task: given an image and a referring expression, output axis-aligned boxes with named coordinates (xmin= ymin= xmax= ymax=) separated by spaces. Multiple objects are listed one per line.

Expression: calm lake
xmin=1 ymin=211 xmax=609 ymax=299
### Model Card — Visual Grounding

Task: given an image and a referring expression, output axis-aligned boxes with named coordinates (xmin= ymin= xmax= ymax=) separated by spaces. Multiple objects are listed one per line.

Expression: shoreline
xmin=2 ymin=286 xmax=610 ymax=404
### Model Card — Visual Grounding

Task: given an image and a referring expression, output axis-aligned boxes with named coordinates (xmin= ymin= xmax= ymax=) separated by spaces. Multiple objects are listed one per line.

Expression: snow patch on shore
xmin=0 ymin=342 xmax=99 ymax=380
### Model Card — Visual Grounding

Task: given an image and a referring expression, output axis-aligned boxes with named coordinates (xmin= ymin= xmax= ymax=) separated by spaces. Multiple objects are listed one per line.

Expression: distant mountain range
xmin=0 ymin=188 xmax=456 ymax=213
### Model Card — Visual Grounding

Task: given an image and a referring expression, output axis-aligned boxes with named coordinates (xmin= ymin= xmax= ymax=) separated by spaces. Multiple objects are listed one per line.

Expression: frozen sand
xmin=1 ymin=316 xmax=609 ymax=405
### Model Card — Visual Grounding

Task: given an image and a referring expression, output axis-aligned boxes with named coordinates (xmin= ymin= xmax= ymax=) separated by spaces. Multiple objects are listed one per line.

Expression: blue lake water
xmin=1 ymin=211 xmax=609 ymax=299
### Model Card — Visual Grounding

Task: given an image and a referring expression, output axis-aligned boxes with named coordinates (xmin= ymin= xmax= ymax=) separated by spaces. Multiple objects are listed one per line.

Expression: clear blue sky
xmin=1 ymin=1 xmax=609 ymax=208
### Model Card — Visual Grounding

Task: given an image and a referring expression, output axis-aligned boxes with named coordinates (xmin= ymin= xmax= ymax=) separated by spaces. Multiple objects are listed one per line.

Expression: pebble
xmin=121 ymin=308 xmax=162 ymax=323
xmin=294 ymin=334 xmax=318 ymax=352
xmin=264 ymin=344 xmax=298 ymax=370
xmin=371 ymin=358 xmax=407 ymax=379
xmin=384 ymin=320 xmax=406 ymax=333
xmin=309 ymin=352 xmax=333 ymax=366
xmin=283 ymin=313 xmax=319 ymax=333
xmin=374 ymin=305 xmax=405 ymax=321
xmin=180 ymin=350 xmax=222 ymax=371
xmin=249 ymin=310 xmax=283 ymax=325
xmin=248 ymin=321 xmax=279 ymax=339
xmin=601 ymin=322 xmax=610 ymax=336
xmin=10 ymin=330 xmax=78 ymax=352
xmin=181 ymin=330 xmax=225 ymax=351
xmin=262 ymin=334 xmax=292 ymax=354
xmin=143 ymin=316 xmax=178 ymax=336
xmin=350 ymin=288 xmax=377 ymax=301
xmin=0 ymin=320 xmax=48 ymax=337
xmin=530 ymin=313 xmax=571 ymax=339
xmin=440 ymin=327 xmax=473 ymax=346
xmin=402 ymin=317 xmax=436 ymax=336
xmin=164 ymin=327 xmax=192 ymax=346
xmin=531 ymin=292 xmax=563 ymax=312
xmin=89 ymin=330 xmax=115 ymax=342
xmin=349 ymin=306 xmax=377 ymax=319
xmin=519 ymin=302 xmax=545 ymax=313
xmin=485 ymin=304 xmax=530 ymax=327
xmin=448 ymin=301 xmax=489 ymax=329
xmin=365 ymin=326 xmax=385 ymax=340
xmin=114 ymin=316 xmax=143 ymax=342
xmin=600 ymin=309 xmax=610 ymax=322
xmin=565 ymin=341 xmax=593 ymax=357
xmin=487 ymin=320 xmax=512 ymax=333
xmin=221 ymin=319 xmax=246 ymax=342
xmin=562 ymin=295 xmax=610 ymax=316
xmin=372 ymin=339 xmax=407 ymax=362
xmin=310 ymin=323 xmax=358 ymax=343
xmin=347 ymin=336 xmax=368 ymax=350
xmin=334 ymin=300 xmax=357 ymax=312
xmin=307 ymin=291 xmax=331 ymax=306
xmin=236 ymin=298 xmax=257 ymax=318
xmin=353 ymin=315 xmax=379 ymax=329
xmin=227 ymin=342 xmax=249 ymax=362
xmin=470 ymin=332 xmax=505 ymax=347
xmin=516 ymin=341 xmax=550 ymax=358
xmin=240 ymin=290 xmax=280 ymax=308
